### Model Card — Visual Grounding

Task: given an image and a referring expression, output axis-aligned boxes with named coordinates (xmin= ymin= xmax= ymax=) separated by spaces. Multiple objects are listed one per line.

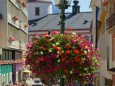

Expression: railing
xmin=106 ymin=12 xmax=115 ymax=30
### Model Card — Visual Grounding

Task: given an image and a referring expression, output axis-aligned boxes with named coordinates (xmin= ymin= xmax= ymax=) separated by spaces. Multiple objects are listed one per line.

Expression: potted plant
xmin=8 ymin=37 xmax=16 ymax=42
xmin=17 ymin=0 xmax=21 ymax=3
xmin=22 ymin=2 xmax=27 ymax=7
xmin=24 ymin=23 xmax=29 ymax=28
xmin=12 ymin=15 xmax=19 ymax=20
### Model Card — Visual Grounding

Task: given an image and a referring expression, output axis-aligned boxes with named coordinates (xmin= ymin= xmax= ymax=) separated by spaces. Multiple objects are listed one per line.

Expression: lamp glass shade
xmin=54 ymin=0 xmax=72 ymax=7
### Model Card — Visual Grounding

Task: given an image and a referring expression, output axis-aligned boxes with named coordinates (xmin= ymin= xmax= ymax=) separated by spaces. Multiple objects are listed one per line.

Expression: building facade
xmin=28 ymin=0 xmax=93 ymax=43
xmin=0 ymin=0 xmax=28 ymax=85
xmin=90 ymin=0 xmax=114 ymax=85
xmin=28 ymin=0 xmax=52 ymax=20
xmin=105 ymin=0 xmax=115 ymax=85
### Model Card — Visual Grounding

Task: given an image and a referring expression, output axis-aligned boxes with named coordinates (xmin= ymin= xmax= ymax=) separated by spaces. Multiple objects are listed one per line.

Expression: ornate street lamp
xmin=54 ymin=0 xmax=72 ymax=34
xmin=54 ymin=0 xmax=72 ymax=86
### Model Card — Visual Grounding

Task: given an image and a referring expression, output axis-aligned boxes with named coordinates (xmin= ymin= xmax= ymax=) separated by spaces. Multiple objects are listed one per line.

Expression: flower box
xmin=17 ymin=0 xmax=21 ymax=3
xmin=24 ymin=23 xmax=29 ymax=28
xmin=22 ymin=2 xmax=27 ymax=7
xmin=12 ymin=15 xmax=19 ymax=20
xmin=8 ymin=37 xmax=17 ymax=42
xmin=102 ymin=1 xmax=108 ymax=6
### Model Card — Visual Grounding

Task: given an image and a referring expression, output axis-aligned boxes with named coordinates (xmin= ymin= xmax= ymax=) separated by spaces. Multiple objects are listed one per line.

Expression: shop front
xmin=16 ymin=63 xmax=22 ymax=82
xmin=0 ymin=64 xmax=12 ymax=85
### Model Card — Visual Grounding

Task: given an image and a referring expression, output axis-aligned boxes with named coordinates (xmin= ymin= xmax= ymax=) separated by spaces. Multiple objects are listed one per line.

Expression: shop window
xmin=105 ymin=78 xmax=112 ymax=86
xmin=35 ymin=7 xmax=40 ymax=16
xmin=15 ymin=51 xmax=22 ymax=59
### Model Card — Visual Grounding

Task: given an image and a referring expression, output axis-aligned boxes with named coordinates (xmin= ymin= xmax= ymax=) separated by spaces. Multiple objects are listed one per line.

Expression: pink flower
xmin=8 ymin=37 xmax=16 ymax=41
xmin=67 ymin=27 xmax=72 ymax=31
xmin=12 ymin=16 xmax=19 ymax=20
xmin=51 ymin=31 xmax=60 ymax=34
xmin=26 ymin=41 xmax=33 ymax=49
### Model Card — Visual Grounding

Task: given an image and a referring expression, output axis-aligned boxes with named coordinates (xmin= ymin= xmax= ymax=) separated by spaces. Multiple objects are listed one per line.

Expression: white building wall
xmin=48 ymin=4 xmax=52 ymax=14
xmin=0 ymin=0 xmax=8 ymax=48
xmin=99 ymin=31 xmax=112 ymax=86
xmin=90 ymin=0 xmax=112 ymax=85
xmin=28 ymin=2 xmax=52 ymax=20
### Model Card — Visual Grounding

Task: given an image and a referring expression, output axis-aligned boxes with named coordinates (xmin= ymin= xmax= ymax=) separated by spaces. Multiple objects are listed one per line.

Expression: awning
xmin=23 ymin=70 xmax=31 ymax=73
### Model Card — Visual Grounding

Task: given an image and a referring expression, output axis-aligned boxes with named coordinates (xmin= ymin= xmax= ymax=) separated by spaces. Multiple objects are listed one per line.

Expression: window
xmin=35 ymin=7 xmax=40 ymax=15
xmin=2 ymin=49 xmax=13 ymax=60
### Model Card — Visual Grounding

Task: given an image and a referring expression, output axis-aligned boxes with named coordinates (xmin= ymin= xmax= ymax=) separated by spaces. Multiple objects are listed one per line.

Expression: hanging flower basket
xmin=25 ymin=31 xmax=101 ymax=84
xmin=12 ymin=15 xmax=19 ymax=20
xmin=8 ymin=37 xmax=17 ymax=42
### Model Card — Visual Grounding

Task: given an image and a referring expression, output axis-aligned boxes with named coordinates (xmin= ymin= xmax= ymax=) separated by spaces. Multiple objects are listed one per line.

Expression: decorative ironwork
xmin=106 ymin=12 xmax=115 ymax=30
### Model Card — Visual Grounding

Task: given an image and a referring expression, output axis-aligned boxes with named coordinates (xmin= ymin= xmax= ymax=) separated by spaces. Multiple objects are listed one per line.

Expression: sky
xmin=53 ymin=0 xmax=92 ymax=13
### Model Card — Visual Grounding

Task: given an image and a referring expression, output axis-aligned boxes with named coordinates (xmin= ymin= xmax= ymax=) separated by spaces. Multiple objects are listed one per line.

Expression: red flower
xmin=64 ymin=44 xmax=69 ymax=49
xmin=39 ymin=57 xmax=44 ymax=62
xmin=65 ymin=56 xmax=68 ymax=59
xmin=73 ymin=49 xmax=79 ymax=54
xmin=74 ymin=56 xmax=81 ymax=62
xmin=61 ymin=58 xmax=65 ymax=62
xmin=41 ymin=46 xmax=46 ymax=50
xmin=57 ymin=47 xmax=61 ymax=51
xmin=67 ymin=27 xmax=72 ymax=31
xmin=65 ymin=50 xmax=71 ymax=55
xmin=53 ymin=46 xmax=58 ymax=50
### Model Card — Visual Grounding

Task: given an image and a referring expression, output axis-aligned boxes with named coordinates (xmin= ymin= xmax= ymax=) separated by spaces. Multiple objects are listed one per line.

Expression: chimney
xmin=72 ymin=0 xmax=80 ymax=15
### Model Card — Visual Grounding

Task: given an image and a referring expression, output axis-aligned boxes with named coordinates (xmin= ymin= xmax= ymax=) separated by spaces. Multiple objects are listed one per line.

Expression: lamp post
xmin=54 ymin=0 xmax=72 ymax=34
xmin=54 ymin=0 xmax=72 ymax=86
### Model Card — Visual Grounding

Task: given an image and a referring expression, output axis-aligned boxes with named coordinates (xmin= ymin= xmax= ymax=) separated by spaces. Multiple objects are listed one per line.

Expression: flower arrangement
xmin=8 ymin=37 xmax=16 ymax=42
xmin=102 ymin=1 xmax=108 ymax=6
xmin=17 ymin=0 xmax=21 ymax=3
xmin=24 ymin=23 xmax=29 ymax=28
xmin=25 ymin=31 xmax=101 ymax=84
xmin=12 ymin=16 xmax=19 ymax=20
xmin=22 ymin=2 xmax=27 ymax=7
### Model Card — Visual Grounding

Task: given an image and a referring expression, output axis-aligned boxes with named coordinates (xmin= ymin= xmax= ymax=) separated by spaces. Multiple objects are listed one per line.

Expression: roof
xmin=29 ymin=12 xmax=93 ymax=32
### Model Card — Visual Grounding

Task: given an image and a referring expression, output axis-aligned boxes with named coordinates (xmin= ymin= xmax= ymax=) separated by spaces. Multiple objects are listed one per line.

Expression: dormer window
xmin=35 ymin=7 xmax=40 ymax=16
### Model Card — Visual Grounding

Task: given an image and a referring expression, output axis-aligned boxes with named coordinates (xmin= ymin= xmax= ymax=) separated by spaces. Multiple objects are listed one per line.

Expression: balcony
xmin=19 ymin=42 xmax=27 ymax=50
xmin=8 ymin=40 xmax=20 ymax=49
xmin=106 ymin=12 xmax=115 ymax=34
